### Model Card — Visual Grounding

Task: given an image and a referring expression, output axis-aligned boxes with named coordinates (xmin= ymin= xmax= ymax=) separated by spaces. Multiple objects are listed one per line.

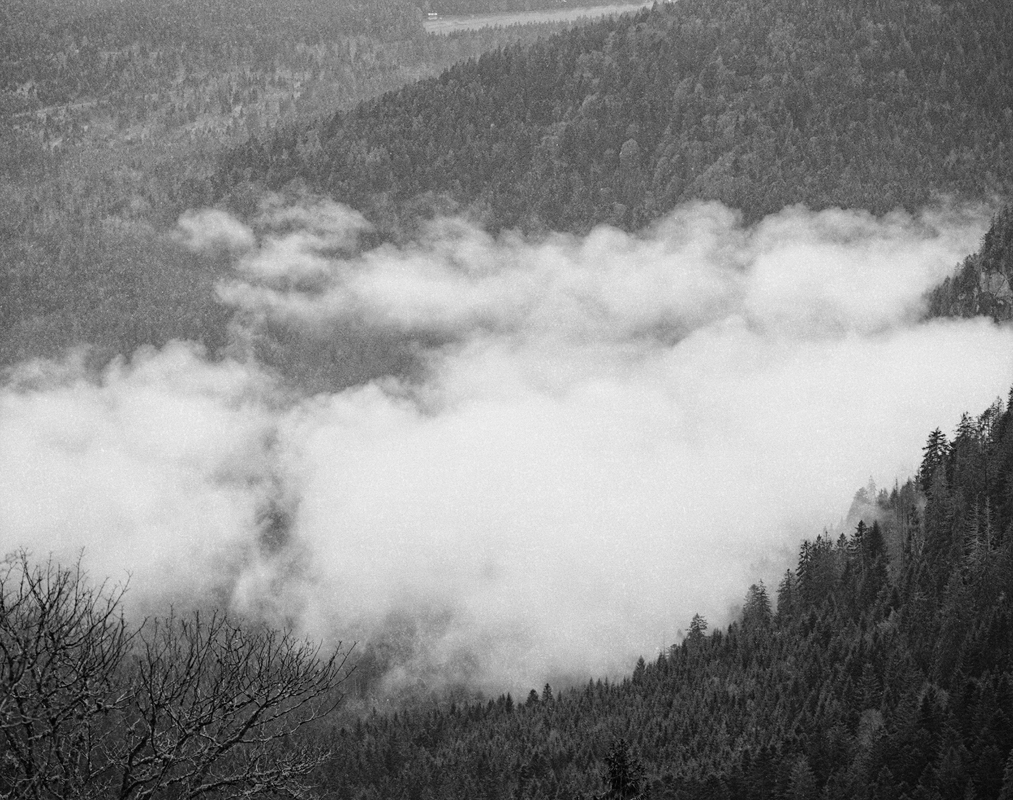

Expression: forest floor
xmin=422 ymin=0 xmax=653 ymax=34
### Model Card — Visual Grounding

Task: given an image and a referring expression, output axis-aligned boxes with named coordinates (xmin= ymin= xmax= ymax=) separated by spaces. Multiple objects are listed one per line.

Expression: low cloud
xmin=2 ymin=199 xmax=1011 ymax=694
xmin=177 ymin=208 xmax=257 ymax=254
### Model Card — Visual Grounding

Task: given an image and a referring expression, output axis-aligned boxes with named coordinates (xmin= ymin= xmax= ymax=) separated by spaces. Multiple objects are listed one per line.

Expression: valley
xmin=2 ymin=0 xmax=1013 ymax=797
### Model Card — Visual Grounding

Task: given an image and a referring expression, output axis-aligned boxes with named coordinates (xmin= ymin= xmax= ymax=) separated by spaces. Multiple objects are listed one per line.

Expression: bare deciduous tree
xmin=114 ymin=611 xmax=350 ymax=800
xmin=0 ymin=550 xmax=134 ymax=800
xmin=0 ymin=551 xmax=352 ymax=800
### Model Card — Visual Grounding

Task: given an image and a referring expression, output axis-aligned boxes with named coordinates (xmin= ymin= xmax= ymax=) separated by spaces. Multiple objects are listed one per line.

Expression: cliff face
xmin=928 ymin=205 xmax=1013 ymax=321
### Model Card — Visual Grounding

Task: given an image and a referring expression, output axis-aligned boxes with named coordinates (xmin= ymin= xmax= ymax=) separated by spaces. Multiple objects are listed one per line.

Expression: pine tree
xmin=866 ymin=521 xmax=886 ymax=562
xmin=777 ymin=570 xmax=797 ymax=622
xmin=599 ymin=738 xmax=647 ymax=800
xmin=688 ymin=613 xmax=708 ymax=643
xmin=633 ymin=656 xmax=647 ymax=684
xmin=787 ymin=757 xmax=818 ymax=800
xmin=743 ymin=582 xmax=772 ymax=629
xmin=997 ymin=745 xmax=1013 ymax=800
xmin=918 ymin=428 xmax=951 ymax=493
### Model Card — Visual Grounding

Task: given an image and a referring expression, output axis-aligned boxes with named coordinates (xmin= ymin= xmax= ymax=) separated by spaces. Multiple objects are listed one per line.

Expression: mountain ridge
xmin=219 ymin=0 xmax=1013 ymax=234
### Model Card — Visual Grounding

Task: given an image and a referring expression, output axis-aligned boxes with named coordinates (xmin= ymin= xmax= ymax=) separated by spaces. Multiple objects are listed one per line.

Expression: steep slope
xmin=220 ymin=0 xmax=1013 ymax=233
xmin=0 ymin=0 xmax=596 ymax=369
xmin=310 ymin=394 xmax=1013 ymax=800
xmin=928 ymin=205 xmax=1013 ymax=321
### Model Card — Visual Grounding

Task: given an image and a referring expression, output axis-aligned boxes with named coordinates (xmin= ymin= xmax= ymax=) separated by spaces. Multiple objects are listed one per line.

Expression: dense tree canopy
xmin=0 ymin=0 xmax=587 ymax=369
xmin=222 ymin=0 xmax=1013 ymax=233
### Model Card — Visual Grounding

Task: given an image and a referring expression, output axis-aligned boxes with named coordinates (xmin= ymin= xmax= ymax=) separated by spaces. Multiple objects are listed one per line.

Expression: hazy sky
xmin=2 ymin=198 xmax=1011 ymax=694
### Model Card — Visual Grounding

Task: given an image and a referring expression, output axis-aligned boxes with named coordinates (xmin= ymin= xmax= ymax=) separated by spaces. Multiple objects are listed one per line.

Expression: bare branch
xmin=0 ymin=551 xmax=353 ymax=800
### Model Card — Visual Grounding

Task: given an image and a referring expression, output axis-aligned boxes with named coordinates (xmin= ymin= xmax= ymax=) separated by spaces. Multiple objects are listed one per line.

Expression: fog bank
xmin=3 ymin=199 xmax=1011 ymax=694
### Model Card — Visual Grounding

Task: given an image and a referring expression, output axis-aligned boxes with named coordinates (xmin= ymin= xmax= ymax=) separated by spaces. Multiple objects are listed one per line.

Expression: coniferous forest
xmin=0 ymin=0 xmax=596 ymax=367
xmin=304 ymin=395 xmax=1013 ymax=800
xmin=4 ymin=0 xmax=1013 ymax=363
xmin=4 ymin=0 xmax=1013 ymax=797
xmin=222 ymin=0 xmax=1013 ymax=233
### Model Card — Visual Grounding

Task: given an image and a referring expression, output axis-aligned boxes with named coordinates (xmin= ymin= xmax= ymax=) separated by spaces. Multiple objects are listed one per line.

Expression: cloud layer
xmin=3 ymin=199 xmax=1012 ymax=694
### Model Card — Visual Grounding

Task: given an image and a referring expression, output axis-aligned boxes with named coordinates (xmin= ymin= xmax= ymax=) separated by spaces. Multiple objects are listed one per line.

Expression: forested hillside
xmin=222 ymin=0 xmax=1013 ymax=233
xmin=0 ymin=0 xmax=590 ymax=369
xmin=0 ymin=0 xmax=420 ymax=151
xmin=5 ymin=0 xmax=1013 ymax=369
xmin=305 ymin=395 xmax=1013 ymax=800
xmin=5 ymin=0 xmax=1013 ymax=795
xmin=929 ymin=205 xmax=1013 ymax=322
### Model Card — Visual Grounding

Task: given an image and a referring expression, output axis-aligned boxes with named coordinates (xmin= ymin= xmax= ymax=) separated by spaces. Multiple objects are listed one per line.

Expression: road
xmin=423 ymin=1 xmax=654 ymax=34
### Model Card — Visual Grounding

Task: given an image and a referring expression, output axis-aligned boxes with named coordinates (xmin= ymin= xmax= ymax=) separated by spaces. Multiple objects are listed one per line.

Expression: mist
xmin=3 ymin=199 xmax=1012 ymax=695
